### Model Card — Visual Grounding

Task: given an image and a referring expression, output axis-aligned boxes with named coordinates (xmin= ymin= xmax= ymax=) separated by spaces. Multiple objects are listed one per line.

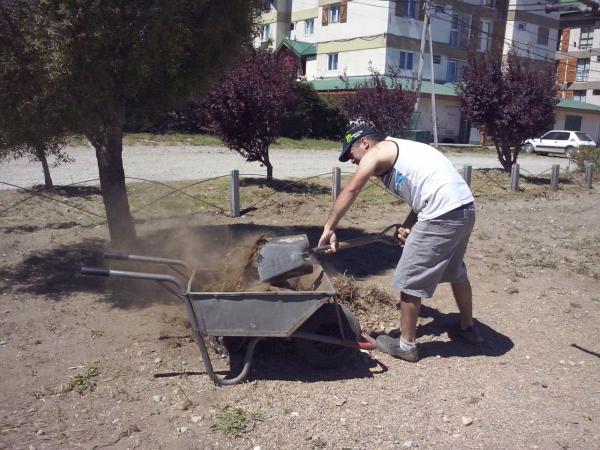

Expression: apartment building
xmin=257 ymin=1 xmax=600 ymax=142
xmin=553 ymin=1 xmax=600 ymax=106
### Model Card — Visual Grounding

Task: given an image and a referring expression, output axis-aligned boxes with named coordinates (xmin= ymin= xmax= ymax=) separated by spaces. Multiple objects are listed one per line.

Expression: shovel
xmin=257 ymin=223 xmax=402 ymax=283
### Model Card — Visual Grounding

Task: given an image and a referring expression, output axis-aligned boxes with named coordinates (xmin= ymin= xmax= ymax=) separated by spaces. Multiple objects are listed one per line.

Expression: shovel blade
xmin=257 ymin=234 xmax=314 ymax=283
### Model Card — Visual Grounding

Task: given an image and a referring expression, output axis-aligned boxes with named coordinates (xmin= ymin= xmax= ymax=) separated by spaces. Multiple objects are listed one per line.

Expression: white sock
xmin=399 ymin=337 xmax=416 ymax=351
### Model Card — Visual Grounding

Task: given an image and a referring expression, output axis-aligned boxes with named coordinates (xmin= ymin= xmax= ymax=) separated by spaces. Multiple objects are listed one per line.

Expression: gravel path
xmin=0 ymin=144 xmax=574 ymax=189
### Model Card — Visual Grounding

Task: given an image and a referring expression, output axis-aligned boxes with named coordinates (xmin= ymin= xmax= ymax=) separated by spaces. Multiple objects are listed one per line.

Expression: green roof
xmin=277 ymin=38 xmax=316 ymax=57
xmin=310 ymin=76 xmax=458 ymax=96
xmin=557 ymin=99 xmax=600 ymax=112
xmin=311 ymin=77 xmax=600 ymax=113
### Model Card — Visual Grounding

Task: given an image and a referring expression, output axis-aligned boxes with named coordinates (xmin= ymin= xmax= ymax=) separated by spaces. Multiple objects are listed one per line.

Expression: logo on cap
xmin=345 ymin=130 xmax=363 ymax=144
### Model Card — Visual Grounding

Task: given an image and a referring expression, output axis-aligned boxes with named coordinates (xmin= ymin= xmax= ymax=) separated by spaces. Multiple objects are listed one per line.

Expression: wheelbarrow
xmin=81 ymin=252 xmax=377 ymax=386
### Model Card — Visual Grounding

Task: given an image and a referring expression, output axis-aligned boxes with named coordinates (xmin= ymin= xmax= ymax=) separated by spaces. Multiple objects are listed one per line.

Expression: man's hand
xmin=396 ymin=226 xmax=411 ymax=246
xmin=318 ymin=228 xmax=338 ymax=253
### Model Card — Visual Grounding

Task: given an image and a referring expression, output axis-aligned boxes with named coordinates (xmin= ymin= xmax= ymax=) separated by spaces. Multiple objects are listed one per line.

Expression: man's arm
xmin=318 ymin=151 xmax=380 ymax=249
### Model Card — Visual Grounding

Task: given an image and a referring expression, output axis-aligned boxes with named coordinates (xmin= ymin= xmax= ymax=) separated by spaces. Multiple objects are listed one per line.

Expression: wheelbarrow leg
xmin=194 ymin=332 xmax=261 ymax=386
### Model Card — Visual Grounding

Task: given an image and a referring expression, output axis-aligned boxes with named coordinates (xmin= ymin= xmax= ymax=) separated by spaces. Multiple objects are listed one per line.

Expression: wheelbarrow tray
xmin=190 ymin=288 xmax=335 ymax=338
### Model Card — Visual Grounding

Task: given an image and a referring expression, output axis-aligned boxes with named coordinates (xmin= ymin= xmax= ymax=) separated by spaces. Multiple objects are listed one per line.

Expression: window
xmin=593 ymin=89 xmax=600 ymax=95
xmin=304 ymin=18 xmax=314 ymax=36
xmin=449 ymin=14 xmax=471 ymax=48
xmin=405 ymin=0 xmax=418 ymax=19
xmin=260 ymin=24 xmax=270 ymax=42
xmin=576 ymin=59 xmax=590 ymax=81
xmin=573 ymin=90 xmax=586 ymax=102
xmin=328 ymin=53 xmax=338 ymax=71
xmin=479 ymin=20 xmax=492 ymax=52
xmin=330 ymin=4 xmax=340 ymax=23
xmin=537 ymin=26 xmax=549 ymax=46
xmin=399 ymin=51 xmax=414 ymax=70
xmin=433 ymin=54 xmax=441 ymax=64
xmin=446 ymin=59 xmax=458 ymax=83
xmin=518 ymin=23 xmax=526 ymax=31
xmin=576 ymin=131 xmax=592 ymax=140
xmin=580 ymin=26 xmax=593 ymax=50
xmin=480 ymin=0 xmax=494 ymax=6
xmin=565 ymin=116 xmax=582 ymax=131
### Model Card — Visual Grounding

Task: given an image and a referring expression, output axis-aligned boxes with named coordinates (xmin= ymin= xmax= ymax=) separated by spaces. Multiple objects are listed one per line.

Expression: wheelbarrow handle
xmin=103 ymin=252 xmax=189 ymax=269
xmin=81 ymin=266 xmax=186 ymax=293
xmin=81 ymin=267 xmax=110 ymax=277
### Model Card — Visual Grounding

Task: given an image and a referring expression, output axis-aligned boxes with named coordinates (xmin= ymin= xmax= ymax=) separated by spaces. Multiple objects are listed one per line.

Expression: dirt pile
xmin=332 ymin=274 xmax=400 ymax=333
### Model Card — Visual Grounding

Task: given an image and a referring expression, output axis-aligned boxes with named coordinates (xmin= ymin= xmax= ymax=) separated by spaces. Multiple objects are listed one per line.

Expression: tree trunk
xmin=263 ymin=148 xmax=273 ymax=181
xmin=494 ymin=141 xmax=511 ymax=171
xmin=88 ymin=128 xmax=137 ymax=248
xmin=34 ymin=146 xmax=53 ymax=189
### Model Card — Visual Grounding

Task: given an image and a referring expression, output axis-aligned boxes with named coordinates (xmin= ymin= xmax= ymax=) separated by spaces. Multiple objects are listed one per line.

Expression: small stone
xmin=137 ymin=350 xmax=143 ymax=356
xmin=154 ymin=357 xmax=162 ymax=363
xmin=461 ymin=416 xmax=473 ymax=426
xmin=452 ymin=433 xmax=461 ymax=438
xmin=175 ymin=399 xmax=192 ymax=411
xmin=177 ymin=426 xmax=188 ymax=433
xmin=191 ymin=415 xmax=203 ymax=423
xmin=360 ymin=401 xmax=368 ymax=406
xmin=442 ymin=415 xmax=450 ymax=422
xmin=525 ymin=355 xmax=531 ymax=360
xmin=334 ymin=398 xmax=346 ymax=406
xmin=290 ymin=411 xmax=300 ymax=417
xmin=559 ymin=360 xmax=566 ymax=365
xmin=403 ymin=440 xmax=418 ymax=448
xmin=36 ymin=429 xmax=45 ymax=435
xmin=568 ymin=361 xmax=575 ymax=366
xmin=253 ymin=446 xmax=262 ymax=450
xmin=152 ymin=395 xmax=162 ymax=402
xmin=0 ymin=341 xmax=6 ymax=346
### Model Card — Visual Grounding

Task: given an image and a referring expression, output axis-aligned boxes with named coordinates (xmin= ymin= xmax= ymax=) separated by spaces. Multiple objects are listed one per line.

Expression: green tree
xmin=0 ymin=1 xmax=71 ymax=189
xmin=2 ymin=0 xmax=264 ymax=246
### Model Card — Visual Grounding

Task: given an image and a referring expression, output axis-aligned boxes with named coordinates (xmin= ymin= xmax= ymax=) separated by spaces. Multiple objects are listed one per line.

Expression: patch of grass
xmin=212 ymin=405 xmax=264 ymax=437
xmin=120 ymin=133 xmax=340 ymax=150
xmin=67 ymin=364 xmax=99 ymax=394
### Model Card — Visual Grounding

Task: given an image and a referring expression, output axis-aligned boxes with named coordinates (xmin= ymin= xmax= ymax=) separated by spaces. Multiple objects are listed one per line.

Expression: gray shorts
xmin=393 ymin=203 xmax=475 ymax=299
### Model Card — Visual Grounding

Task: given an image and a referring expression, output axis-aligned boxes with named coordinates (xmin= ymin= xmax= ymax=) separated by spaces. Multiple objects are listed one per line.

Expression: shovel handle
xmin=311 ymin=239 xmax=374 ymax=253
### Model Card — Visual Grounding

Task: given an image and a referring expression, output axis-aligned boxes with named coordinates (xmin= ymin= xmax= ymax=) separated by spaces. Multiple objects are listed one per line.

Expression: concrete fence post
xmin=463 ymin=164 xmax=472 ymax=187
xmin=550 ymin=164 xmax=560 ymax=191
xmin=332 ymin=166 xmax=341 ymax=201
xmin=230 ymin=169 xmax=240 ymax=217
xmin=510 ymin=163 xmax=520 ymax=192
xmin=585 ymin=162 xmax=594 ymax=188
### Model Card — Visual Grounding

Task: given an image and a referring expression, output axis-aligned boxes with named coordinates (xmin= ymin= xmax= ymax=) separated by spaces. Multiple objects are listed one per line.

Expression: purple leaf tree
xmin=341 ymin=66 xmax=416 ymax=137
xmin=206 ymin=49 xmax=297 ymax=180
xmin=457 ymin=47 xmax=558 ymax=171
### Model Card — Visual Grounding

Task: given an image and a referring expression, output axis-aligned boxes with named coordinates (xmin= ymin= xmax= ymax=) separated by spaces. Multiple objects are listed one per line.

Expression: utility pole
xmin=414 ymin=0 xmax=438 ymax=148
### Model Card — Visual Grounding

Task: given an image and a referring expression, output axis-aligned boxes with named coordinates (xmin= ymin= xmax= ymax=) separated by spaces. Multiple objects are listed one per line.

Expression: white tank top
xmin=379 ymin=137 xmax=474 ymax=221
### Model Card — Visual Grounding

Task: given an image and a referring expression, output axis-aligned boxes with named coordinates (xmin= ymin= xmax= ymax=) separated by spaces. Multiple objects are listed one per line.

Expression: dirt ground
xmin=1 ymin=184 xmax=599 ymax=450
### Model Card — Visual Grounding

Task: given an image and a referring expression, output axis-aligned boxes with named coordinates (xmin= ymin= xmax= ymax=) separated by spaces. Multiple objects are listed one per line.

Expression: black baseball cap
xmin=339 ymin=124 xmax=376 ymax=162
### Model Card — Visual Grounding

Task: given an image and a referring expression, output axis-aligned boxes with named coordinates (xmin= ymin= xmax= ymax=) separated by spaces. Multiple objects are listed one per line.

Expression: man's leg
xmin=450 ymin=279 xmax=483 ymax=343
xmin=375 ymin=292 xmax=421 ymax=362
xmin=451 ymin=280 xmax=473 ymax=329
xmin=400 ymin=292 xmax=421 ymax=341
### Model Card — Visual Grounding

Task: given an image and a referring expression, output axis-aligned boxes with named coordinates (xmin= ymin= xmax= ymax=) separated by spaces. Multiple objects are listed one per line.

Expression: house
xmin=258 ymin=1 xmax=600 ymax=142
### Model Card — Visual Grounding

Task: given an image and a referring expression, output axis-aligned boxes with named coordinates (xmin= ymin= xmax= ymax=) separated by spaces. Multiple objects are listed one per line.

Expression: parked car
xmin=522 ymin=130 xmax=596 ymax=157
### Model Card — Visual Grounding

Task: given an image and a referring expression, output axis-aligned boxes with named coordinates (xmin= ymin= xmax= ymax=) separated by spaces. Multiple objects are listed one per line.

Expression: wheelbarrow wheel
xmin=294 ymin=303 xmax=361 ymax=369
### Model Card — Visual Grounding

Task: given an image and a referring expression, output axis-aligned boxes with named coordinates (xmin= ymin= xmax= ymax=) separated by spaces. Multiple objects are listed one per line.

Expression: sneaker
xmin=375 ymin=335 xmax=419 ymax=362
xmin=448 ymin=323 xmax=484 ymax=344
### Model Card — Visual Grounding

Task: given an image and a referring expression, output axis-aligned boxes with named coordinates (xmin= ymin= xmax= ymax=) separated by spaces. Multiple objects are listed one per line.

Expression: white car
xmin=523 ymin=130 xmax=596 ymax=157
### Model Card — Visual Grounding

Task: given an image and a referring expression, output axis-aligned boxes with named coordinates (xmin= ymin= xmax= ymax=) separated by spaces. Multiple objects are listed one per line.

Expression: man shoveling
xmin=318 ymin=124 xmax=482 ymax=362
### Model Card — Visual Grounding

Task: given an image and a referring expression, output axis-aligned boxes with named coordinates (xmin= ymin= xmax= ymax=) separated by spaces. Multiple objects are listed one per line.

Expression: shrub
xmin=572 ymin=145 xmax=600 ymax=172
xmin=279 ymin=82 xmax=347 ymax=140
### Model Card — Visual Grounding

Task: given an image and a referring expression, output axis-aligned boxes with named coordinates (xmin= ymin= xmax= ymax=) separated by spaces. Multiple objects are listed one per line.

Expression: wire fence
xmin=0 ymin=163 xmax=595 ymax=231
